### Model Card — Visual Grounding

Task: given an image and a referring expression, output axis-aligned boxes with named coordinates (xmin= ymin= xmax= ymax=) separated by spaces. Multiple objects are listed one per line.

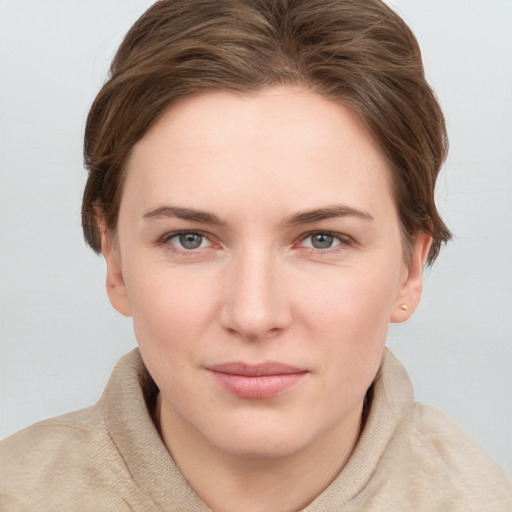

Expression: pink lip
xmin=207 ymin=362 xmax=308 ymax=399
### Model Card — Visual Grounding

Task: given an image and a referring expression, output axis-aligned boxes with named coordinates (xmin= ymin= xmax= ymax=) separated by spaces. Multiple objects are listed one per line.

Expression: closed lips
xmin=207 ymin=363 xmax=309 ymax=399
xmin=207 ymin=362 xmax=307 ymax=376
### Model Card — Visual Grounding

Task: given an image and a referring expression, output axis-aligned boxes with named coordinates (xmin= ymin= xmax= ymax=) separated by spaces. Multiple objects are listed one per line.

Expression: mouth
xmin=206 ymin=362 xmax=309 ymax=399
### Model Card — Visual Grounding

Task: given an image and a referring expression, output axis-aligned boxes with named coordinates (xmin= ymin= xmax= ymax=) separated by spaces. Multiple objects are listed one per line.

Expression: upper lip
xmin=207 ymin=362 xmax=307 ymax=377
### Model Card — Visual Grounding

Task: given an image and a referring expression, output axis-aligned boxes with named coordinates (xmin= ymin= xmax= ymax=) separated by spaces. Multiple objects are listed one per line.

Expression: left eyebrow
xmin=282 ymin=204 xmax=374 ymax=226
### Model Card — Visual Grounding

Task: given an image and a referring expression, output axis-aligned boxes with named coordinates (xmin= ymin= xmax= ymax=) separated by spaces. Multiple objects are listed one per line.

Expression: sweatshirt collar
xmin=100 ymin=348 xmax=413 ymax=511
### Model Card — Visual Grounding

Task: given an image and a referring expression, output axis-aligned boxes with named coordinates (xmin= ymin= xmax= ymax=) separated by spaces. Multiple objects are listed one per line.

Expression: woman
xmin=1 ymin=0 xmax=511 ymax=510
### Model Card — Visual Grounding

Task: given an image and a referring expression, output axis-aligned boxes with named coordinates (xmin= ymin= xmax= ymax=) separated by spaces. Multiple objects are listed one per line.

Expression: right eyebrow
xmin=141 ymin=206 xmax=226 ymax=226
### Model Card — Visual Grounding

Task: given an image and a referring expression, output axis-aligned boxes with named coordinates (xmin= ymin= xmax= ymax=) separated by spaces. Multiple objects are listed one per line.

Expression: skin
xmin=102 ymin=86 xmax=431 ymax=512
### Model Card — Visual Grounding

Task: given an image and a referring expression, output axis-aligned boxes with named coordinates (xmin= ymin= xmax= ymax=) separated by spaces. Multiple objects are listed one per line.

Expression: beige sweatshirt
xmin=1 ymin=349 xmax=511 ymax=511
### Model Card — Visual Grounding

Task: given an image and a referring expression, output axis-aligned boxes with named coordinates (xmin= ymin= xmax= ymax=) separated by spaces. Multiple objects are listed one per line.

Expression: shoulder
xmin=0 ymin=350 xmax=163 ymax=512
xmin=0 ymin=406 xmax=129 ymax=511
xmin=351 ymin=350 xmax=512 ymax=511
xmin=379 ymin=401 xmax=512 ymax=511
xmin=409 ymin=403 xmax=508 ymax=479
xmin=0 ymin=406 xmax=100 ymax=475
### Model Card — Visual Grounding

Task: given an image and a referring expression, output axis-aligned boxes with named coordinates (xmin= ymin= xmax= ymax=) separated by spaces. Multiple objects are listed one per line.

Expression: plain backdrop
xmin=1 ymin=0 xmax=511 ymax=476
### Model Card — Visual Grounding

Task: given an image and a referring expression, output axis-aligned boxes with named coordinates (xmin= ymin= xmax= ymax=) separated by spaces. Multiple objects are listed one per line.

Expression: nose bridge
xmin=220 ymin=244 xmax=289 ymax=341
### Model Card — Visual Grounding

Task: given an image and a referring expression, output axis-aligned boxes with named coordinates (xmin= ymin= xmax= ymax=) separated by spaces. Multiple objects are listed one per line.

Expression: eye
xmin=165 ymin=231 xmax=210 ymax=250
xmin=301 ymin=232 xmax=343 ymax=250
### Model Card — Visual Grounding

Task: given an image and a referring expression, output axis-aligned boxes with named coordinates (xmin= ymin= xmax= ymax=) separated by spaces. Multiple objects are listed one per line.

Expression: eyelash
xmin=158 ymin=230 xmax=353 ymax=255
xmin=159 ymin=230 xmax=214 ymax=253
xmin=297 ymin=231 xmax=353 ymax=254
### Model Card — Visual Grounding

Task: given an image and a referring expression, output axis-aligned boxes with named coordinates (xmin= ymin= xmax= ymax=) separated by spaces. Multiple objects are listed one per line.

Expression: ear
xmin=99 ymin=220 xmax=132 ymax=317
xmin=390 ymin=231 xmax=432 ymax=323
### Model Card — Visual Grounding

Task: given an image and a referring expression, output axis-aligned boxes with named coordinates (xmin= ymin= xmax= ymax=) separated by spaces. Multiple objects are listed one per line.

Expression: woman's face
xmin=106 ymin=87 xmax=427 ymax=459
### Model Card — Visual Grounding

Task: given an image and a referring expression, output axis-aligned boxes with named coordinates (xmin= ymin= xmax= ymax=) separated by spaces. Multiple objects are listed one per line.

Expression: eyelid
xmin=296 ymin=231 xmax=354 ymax=250
xmin=158 ymin=229 xmax=353 ymax=253
xmin=159 ymin=230 xmax=219 ymax=251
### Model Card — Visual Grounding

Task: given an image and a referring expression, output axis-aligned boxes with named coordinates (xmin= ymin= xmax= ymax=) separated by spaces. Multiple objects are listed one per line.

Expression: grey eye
xmin=178 ymin=233 xmax=204 ymax=249
xmin=310 ymin=233 xmax=335 ymax=249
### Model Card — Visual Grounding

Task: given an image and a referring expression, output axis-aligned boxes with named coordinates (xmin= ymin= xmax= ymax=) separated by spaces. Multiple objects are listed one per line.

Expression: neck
xmin=155 ymin=394 xmax=363 ymax=512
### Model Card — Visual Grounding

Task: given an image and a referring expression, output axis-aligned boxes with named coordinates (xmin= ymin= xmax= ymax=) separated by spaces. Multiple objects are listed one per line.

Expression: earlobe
xmin=99 ymin=219 xmax=132 ymax=317
xmin=390 ymin=231 xmax=432 ymax=323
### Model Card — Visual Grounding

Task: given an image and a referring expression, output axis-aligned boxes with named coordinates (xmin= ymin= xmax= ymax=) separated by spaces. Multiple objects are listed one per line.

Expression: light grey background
xmin=1 ymin=0 xmax=511 ymax=476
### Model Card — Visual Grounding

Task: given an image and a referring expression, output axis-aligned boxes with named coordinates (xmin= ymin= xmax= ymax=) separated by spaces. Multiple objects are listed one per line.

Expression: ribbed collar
xmin=100 ymin=348 xmax=413 ymax=511
xmin=100 ymin=349 xmax=210 ymax=511
xmin=303 ymin=349 xmax=414 ymax=510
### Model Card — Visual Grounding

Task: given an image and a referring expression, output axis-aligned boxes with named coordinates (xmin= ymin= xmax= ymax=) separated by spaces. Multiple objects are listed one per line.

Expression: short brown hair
xmin=82 ymin=0 xmax=452 ymax=264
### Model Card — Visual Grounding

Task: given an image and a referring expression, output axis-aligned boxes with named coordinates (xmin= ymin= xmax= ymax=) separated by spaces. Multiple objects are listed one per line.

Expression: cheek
xmin=125 ymin=266 xmax=220 ymax=354
xmin=299 ymin=263 xmax=400 ymax=334
xmin=297 ymin=266 xmax=401 ymax=379
xmin=125 ymin=267 xmax=223 ymax=403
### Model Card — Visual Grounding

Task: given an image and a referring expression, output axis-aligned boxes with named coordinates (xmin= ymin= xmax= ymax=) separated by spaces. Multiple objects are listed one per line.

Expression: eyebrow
xmin=282 ymin=204 xmax=374 ymax=225
xmin=142 ymin=206 xmax=226 ymax=225
xmin=142 ymin=203 xmax=373 ymax=226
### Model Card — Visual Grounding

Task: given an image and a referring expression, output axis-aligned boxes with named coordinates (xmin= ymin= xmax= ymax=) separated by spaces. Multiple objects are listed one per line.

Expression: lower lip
xmin=210 ymin=371 xmax=307 ymax=399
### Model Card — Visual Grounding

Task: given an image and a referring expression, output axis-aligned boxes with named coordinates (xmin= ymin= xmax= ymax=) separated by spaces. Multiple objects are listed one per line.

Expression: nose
xmin=220 ymin=249 xmax=292 ymax=342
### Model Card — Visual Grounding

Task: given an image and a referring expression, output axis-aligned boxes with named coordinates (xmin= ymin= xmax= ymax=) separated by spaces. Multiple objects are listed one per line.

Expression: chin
xmin=205 ymin=419 xmax=319 ymax=460
xmin=218 ymin=436 xmax=305 ymax=460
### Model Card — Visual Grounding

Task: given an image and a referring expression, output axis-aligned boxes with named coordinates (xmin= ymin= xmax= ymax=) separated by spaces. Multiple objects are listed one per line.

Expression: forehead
xmin=122 ymin=87 xmax=395 ymax=221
